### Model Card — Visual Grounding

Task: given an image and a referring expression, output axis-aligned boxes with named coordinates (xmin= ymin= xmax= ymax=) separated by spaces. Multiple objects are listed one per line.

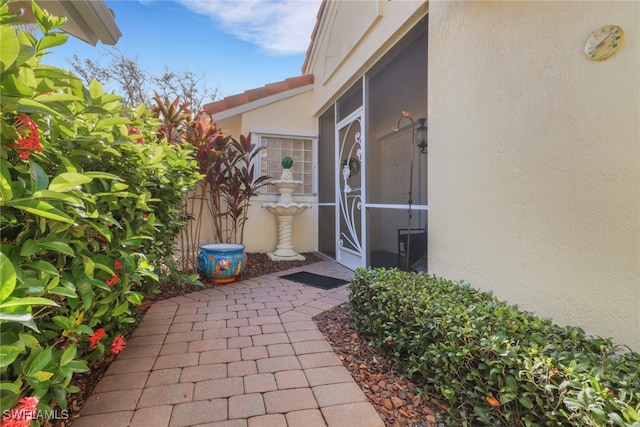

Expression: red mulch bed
xmin=314 ymin=305 xmax=445 ymax=427
xmin=53 ymin=252 xmax=444 ymax=426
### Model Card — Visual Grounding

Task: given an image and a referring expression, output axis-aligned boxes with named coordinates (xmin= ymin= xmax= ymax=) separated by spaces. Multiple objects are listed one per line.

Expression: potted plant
xmin=201 ymin=133 xmax=271 ymax=283
xmin=152 ymin=95 xmax=270 ymax=283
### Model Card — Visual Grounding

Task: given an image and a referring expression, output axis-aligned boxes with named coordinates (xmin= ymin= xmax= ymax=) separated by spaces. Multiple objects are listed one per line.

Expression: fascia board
xmin=303 ymin=0 xmax=333 ymax=75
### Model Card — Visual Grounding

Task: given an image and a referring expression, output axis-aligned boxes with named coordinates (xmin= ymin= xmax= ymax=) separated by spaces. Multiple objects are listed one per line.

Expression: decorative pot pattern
xmin=198 ymin=243 xmax=246 ymax=284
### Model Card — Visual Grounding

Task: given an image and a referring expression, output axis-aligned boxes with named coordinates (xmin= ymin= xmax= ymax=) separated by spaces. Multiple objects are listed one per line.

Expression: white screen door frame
xmin=335 ymin=106 xmax=366 ymax=270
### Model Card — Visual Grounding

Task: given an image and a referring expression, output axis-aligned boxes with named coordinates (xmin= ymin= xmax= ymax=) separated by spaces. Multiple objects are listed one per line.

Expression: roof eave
xmin=206 ymin=84 xmax=313 ymax=122
xmin=203 ymin=74 xmax=314 ymax=118
xmin=59 ymin=1 xmax=122 ymax=46
xmin=8 ymin=0 xmax=121 ymax=46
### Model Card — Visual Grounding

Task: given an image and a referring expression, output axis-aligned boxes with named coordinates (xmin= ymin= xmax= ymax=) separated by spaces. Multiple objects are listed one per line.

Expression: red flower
xmin=18 ymin=397 xmax=38 ymax=411
xmin=111 ymin=335 xmax=126 ymax=355
xmin=2 ymin=396 xmax=39 ymax=427
xmin=486 ymin=396 xmax=500 ymax=407
xmin=142 ymin=213 xmax=149 ymax=220
xmin=12 ymin=114 xmax=41 ymax=160
xmin=106 ymin=275 xmax=120 ymax=287
xmin=89 ymin=328 xmax=105 ymax=349
xmin=114 ymin=259 xmax=123 ymax=271
xmin=127 ymin=125 xmax=144 ymax=144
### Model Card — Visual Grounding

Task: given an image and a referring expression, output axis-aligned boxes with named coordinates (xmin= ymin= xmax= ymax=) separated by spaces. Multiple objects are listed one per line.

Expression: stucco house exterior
xmin=203 ymin=0 xmax=640 ymax=352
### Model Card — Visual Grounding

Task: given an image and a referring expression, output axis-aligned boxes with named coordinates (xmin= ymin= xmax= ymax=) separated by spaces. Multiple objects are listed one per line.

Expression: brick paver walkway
xmin=73 ymin=260 xmax=385 ymax=427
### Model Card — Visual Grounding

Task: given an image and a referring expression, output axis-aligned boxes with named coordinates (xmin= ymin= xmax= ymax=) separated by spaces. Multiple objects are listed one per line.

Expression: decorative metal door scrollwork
xmin=337 ymin=118 xmax=363 ymax=257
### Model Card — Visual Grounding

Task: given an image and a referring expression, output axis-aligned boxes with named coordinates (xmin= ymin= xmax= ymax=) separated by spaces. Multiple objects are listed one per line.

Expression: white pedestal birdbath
xmin=263 ymin=158 xmax=311 ymax=261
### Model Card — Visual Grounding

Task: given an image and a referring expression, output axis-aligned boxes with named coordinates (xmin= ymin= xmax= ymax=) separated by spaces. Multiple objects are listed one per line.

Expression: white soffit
xmin=9 ymin=0 xmax=121 ymax=46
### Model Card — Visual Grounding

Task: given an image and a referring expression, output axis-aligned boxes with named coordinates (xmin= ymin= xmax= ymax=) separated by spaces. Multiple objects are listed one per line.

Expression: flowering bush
xmin=11 ymin=115 xmax=42 ymax=160
xmin=0 ymin=0 xmax=200 ymax=417
xmin=2 ymin=396 xmax=39 ymax=427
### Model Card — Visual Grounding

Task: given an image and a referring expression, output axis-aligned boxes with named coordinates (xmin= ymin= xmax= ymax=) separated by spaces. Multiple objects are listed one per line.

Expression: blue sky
xmin=42 ymin=0 xmax=321 ymax=99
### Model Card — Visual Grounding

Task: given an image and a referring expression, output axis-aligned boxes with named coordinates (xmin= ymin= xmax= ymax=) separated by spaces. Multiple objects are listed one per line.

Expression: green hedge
xmin=0 ymin=1 xmax=200 ymax=419
xmin=349 ymin=268 xmax=640 ymax=426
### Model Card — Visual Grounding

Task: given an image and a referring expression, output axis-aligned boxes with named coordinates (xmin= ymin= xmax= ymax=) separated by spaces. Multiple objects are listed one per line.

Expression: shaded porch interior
xmin=317 ymin=17 xmax=428 ymax=271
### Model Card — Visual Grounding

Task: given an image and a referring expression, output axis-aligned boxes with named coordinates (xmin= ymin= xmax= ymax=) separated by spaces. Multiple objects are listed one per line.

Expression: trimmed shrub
xmin=349 ymin=268 xmax=640 ymax=426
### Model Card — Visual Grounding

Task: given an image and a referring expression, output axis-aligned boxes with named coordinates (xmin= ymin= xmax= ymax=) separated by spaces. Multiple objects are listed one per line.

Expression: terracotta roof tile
xmin=203 ymin=74 xmax=314 ymax=116
xmin=265 ymin=80 xmax=290 ymax=93
xmin=246 ymin=86 xmax=271 ymax=101
xmin=224 ymin=93 xmax=251 ymax=109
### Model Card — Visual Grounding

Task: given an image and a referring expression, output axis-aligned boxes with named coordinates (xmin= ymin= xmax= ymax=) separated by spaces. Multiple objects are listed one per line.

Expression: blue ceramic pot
xmin=197 ymin=243 xmax=246 ymax=284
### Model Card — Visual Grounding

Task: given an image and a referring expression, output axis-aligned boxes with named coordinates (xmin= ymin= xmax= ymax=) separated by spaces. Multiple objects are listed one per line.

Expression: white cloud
xmin=175 ymin=0 xmax=321 ymax=55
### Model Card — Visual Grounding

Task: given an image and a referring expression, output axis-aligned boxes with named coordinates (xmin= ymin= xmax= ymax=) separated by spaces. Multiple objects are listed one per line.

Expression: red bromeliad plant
xmin=152 ymin=92 xmax=192 ymax=144
xmin=216 ymin=133 xmax=270 ymax=244
xmin=184 ymin=107 xmax=228 ymax=273
xmin=188 ymin=113 xmax=227 ymax=246
xmin=152 ymin=95 xmax=270 ymax=273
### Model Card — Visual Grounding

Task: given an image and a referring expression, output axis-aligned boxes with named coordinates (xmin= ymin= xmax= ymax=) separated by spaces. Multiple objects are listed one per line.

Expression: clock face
xmin=585 ymin=25 xmax=624 ymax=61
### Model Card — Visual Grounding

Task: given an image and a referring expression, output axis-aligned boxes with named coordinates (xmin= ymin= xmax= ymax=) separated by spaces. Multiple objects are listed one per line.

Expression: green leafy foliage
xmin=349 ymin=268 xmax=640 ymax=426
xmin=0 ymin=0 xmax=200 ymax=415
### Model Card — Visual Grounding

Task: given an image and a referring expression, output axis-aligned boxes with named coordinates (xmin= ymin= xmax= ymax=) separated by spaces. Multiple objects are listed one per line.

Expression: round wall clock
xmin=584 ymin=25 xmax=624 ymax=61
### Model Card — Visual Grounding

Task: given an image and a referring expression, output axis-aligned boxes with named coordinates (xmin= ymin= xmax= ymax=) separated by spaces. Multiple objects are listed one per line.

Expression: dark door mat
xmin=279 ymin=271 xmax=348 ymax=290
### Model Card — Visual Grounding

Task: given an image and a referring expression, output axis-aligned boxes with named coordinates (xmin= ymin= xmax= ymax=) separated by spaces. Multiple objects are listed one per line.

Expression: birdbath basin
xmin=263 ymin=176 xmax=311 ymax=261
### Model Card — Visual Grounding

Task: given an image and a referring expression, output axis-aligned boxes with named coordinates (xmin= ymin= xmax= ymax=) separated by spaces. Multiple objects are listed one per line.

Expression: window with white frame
xmin=258 ymin=135 xmax=315 ymax=195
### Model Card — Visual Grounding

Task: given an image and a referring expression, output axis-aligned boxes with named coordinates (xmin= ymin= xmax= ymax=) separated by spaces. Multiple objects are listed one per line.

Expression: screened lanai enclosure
xmin=317 ymin=18 xmax=428 ymax=271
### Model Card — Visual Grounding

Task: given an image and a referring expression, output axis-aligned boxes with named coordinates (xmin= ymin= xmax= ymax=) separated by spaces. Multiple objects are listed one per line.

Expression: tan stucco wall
xmin=428 ymin=1 xmax=640 ymax=350
xmin=201 ymin=89 xmax=318 ymax=254
xmin=241 ymin=90 xmax=316 ymax=133
xmin=307 ymin=0 xmax=427 ymax=115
